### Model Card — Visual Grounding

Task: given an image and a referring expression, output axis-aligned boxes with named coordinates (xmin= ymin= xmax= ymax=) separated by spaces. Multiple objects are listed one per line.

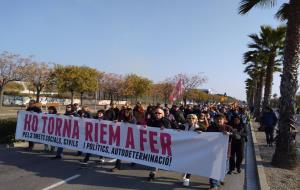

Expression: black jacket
xmin=173 ymin=110 xmax=185 ymax=124
xmin=147 ymin=117 xmax=172 ymax=129
xmin=206 ymin=123 xmax=233 ymax=133
xmin=104 ymin=108 xmax=116 ymax=121
xmin=231 ymin=124 xmax=247 ymax=144
xmin=26 ymin=106 xmax=42 ymax=113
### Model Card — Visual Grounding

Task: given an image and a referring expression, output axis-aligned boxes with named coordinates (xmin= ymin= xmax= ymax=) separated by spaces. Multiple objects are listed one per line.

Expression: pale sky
xmin=0 ymin=0 xmax=288 ymax=100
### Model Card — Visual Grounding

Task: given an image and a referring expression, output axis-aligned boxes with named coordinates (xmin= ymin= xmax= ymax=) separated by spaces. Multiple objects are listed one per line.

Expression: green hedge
xmin=0 ymin=118 xmax=17 ymax=144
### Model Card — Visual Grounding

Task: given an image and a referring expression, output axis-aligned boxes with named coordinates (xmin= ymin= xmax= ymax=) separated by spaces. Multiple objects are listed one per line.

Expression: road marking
xmin=41 ymin=174 xmax=81 ymax=190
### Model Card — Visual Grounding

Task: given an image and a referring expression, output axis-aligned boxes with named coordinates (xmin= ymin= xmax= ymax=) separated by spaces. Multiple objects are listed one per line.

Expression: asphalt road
xmin=0 ymin=143 xmax=245 ymax=190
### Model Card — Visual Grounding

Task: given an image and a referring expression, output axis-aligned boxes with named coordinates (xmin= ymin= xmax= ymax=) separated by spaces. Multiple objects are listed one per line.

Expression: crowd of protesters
xmin=24 ymin=99 xmax=251 ymax=190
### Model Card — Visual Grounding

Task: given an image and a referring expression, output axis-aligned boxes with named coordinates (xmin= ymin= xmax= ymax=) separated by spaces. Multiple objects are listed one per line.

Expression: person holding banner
xmin=104 ymin=103 xmax=117 ymax=121
xmin=44 ymin=106 xmax=57 ymax=152
xmin=79 ymin=106 xmax=95 ymax=165
xmin=133 ymin=102 xmax=146 ymax=125
xmin=145 ymin=105 xmax=155 ymax=124
xmin=82 ymin=109 xmax=109 ymax=165
xmin=170 ymin=105 xmax=185 ymax=125
xmin=207 ymin=113 xmax=233 ymax=190
xmin=198 ymin=112 xmax=209 ymax=129
xmin=164 ymin=107 xmax=179 ymax=129
xmin=110 ymin=108 xmax=137 ymax=172
xmin=147 ymin=107 xmax=171 ymax=181
xmin=180 ymin=114 xmax=206 ymax=187
xmin=95 ymin=109 xmax=106 ymax=163
xmin=25 ymin=99 xmax=42 ymax=151
xmin=52 ymin=104 xmax=78 ymax=159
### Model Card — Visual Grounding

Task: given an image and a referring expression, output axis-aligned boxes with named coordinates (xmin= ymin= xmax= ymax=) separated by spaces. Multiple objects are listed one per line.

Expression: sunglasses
xmin=155 ymin=112 xmax=163 ymax=115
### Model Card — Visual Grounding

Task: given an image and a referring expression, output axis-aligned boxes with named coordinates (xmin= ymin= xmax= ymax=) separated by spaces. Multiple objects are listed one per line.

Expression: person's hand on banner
xmin=223 ymin=131 xmax=231 ymax=135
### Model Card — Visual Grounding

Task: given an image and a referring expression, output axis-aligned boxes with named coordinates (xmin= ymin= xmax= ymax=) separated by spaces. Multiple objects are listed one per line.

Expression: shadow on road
xmin=0 ymin=146 xmax=210 ymax=190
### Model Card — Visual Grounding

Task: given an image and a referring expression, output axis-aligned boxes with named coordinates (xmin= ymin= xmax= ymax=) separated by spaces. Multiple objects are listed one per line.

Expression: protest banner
xmin=15 ymin=111 xmax=229 ymax=180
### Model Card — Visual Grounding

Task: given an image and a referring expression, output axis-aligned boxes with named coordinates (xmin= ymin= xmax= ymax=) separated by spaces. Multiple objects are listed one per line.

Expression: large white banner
xmin=15 ymin=111 xmax=229 ymax=180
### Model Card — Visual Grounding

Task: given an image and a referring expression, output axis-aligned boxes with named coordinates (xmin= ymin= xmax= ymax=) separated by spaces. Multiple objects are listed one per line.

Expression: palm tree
xmin=239 ymin=0 xmax=299 ymax=168
xmin=245 ymin=78 xmax=256 ymax=110
xmin=243 ymin=53 xmax=266 ymax=120
xmin=249 ymin=26 xmax=286 ymax=110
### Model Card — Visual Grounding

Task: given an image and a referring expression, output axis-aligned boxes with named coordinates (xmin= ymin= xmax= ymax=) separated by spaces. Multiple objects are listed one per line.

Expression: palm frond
xmin=248 ymin=33 xmax=262 ymax=44
xmin=248 ymin=43 xmax=262 ymax=49
xmin=243 ymin=50 xmax=257 ymax=63
xmin=275 ymin=3 xmax=289 ymax=21
xmin=239 ymin=0 xmax=277 ymax=15
xmin=244 ymin=64 xmax=255 ymax=73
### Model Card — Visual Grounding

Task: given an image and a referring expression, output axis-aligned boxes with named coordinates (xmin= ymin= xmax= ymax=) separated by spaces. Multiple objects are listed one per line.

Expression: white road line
xmin=41 ymin=174 xmax=81 ymax=190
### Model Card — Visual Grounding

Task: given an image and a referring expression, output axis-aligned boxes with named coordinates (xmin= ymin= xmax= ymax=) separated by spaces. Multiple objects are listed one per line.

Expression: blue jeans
xmin=209 ymin=178 xmax=220 ymax=188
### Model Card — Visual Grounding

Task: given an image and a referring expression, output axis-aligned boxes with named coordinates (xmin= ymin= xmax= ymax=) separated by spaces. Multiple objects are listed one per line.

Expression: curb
xmin=250 ymin=122 xmax=270 ymax=190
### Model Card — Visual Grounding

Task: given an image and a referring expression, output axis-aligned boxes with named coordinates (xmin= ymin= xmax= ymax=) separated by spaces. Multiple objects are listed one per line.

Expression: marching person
xmin=147 ymin=107 xmax=171 ymax=181
xmin=179 ymin=114 xmax=206 ymax=187
xmin=261 ymin=107 xmax=278 ymax=147
xmin=104 ymin=103 xmax=117 ymax=121
xmin=79 ymin=106 xmax=95 ymax=165
xmin=164 ymin=107 xmax=179 ymax=129
xmin=52 ymin=104 xmax=78 ymax=159
xmin=171 ymin=105 xmax=185 ymax=125
xmin=44 ymin=106 xmax=57 ymax=152
xmin=206 ymin=113 xmax=233 ymax=190
xmin=198 ymin=112 xmax=209 ymax=129
xmin=133 ymin=102 xmax=146 ymax=125
xmin=95 ymin=109 xmax=106 ymax=163
xmin=25 ymin=99 xmax=42 ymax=151
xmin=228 ymin=116 xmax=247 ymax=174
xmin=110 ymin=108 xmax=137 ymax=172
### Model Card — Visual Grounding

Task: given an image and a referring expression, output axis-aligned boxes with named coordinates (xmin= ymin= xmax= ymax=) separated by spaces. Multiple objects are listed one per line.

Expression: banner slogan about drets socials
xmin=16 ymin=111 xmax=229 ymax=180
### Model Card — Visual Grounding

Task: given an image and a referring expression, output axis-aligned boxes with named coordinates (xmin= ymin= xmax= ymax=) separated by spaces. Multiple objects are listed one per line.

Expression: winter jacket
xmin=231 ymin=123 xmax=247 ymax=144
xmin=173 ymin=110 xmax=185 ymax=124
xmin=261 ymin=111 xmax=278 ymax=128
xmin=26 ymin=106 xmax=42 ymax=113
xmin=104 ymin=108 xmax=116 ymax=121
xmin=206 ymin=123 xmax=233 ymax=133
xmin=147 ymin=117 xmax=172 ymax=129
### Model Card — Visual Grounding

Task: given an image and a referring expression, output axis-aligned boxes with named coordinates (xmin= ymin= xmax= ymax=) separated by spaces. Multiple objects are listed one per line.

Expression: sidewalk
xmin=251 ymin=122 xmax=300 ymax=190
